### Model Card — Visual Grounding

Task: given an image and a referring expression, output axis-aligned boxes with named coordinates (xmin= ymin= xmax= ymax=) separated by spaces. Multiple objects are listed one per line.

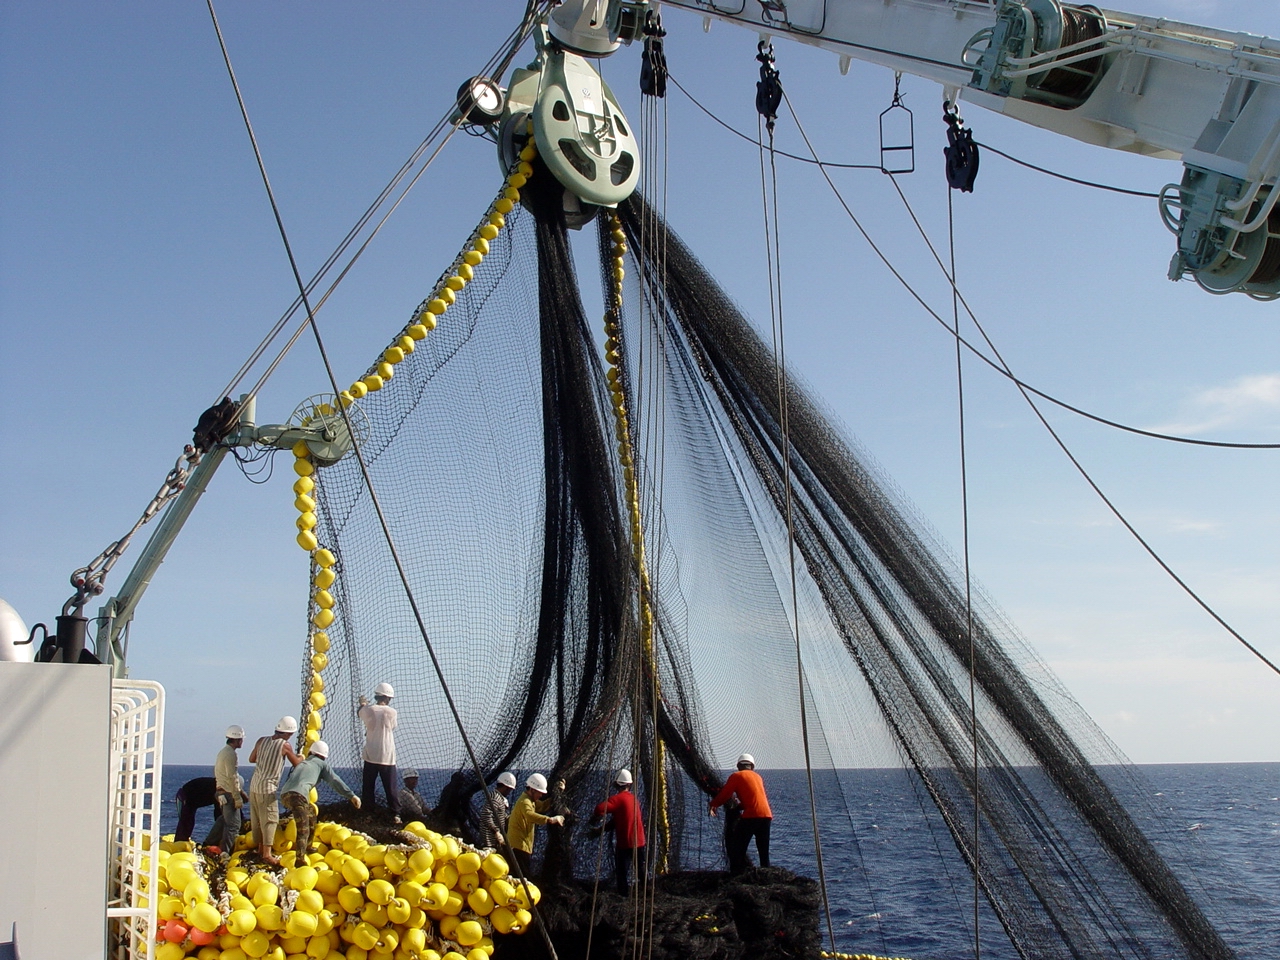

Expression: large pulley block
xmin=499 ymin=23 xmax=640 ymax=215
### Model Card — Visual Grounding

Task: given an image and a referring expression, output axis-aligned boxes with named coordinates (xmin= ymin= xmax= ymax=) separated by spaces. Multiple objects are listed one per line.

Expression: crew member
xmin=248 ymin=717 xmax=302 ymax=865
xmin=173 ymin=777 xmax=217 ymax=843
xmin=279 ymin=740 xmax=360 ymax=855
xmin=208 ymin=724 xmax=246 ymax=853
xmin=709 ymin=752 xmax=773 ymax=873
xmin=480 ymin=771 xmax=517 ymax=849
xmin=506 ymin=772 xmax=565 ymax=877
xmin=594 ymin=768 xmax=646 ymax=896
xmin=399 ymin=769 xmax=429 ymax=821
xmin=435 ymin=770 xmax=474 ymax=842
xmin=358 ymin=682 xmax=400 ymax=822
xmin=203 ymin=776 xmax=248 ymax=854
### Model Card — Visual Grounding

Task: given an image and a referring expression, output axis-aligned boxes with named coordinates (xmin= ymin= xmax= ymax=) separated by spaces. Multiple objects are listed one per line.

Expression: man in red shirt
xmin=709 ymin=753 xmax=773 ymax=874
xmin=594 ymin=768 xmax=646 ymax=895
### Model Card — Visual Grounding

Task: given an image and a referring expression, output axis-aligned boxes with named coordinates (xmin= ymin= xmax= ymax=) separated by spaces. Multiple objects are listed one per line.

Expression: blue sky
xmin=2 ymin=0 xmax=1278 ymax=765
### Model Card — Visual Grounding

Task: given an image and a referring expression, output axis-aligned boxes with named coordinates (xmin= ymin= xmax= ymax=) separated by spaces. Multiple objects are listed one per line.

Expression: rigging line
xmin=672 ymin=74 xmax=880 ymax=169
xmin=629 ymin=97 xmax=661 ymax=953
xmin=218 ymin=113 xmax=449 ymax=401
xmin=646 ymin=93 xmax=671 ymax=960
xmin=674 ymin=74 xmax=1160 ymax=199
xmin=887 ymin=171 xmax=1280 ymax=683
xmin=949 ymin=186 xmax=982 ymax=960
xmin=879 ymin=175 xmax=1280 ymax=452
xmin=976 ymin=141 xmax=1161 ymax=198
xmin=777 ymin=89 xmax=1280 ymax=680
xmin=759 ymin=106 xmax=839 ymax=956
xmin=218 ymin=9 xmax=541 ymax=402
xmin=243 ymin=121 xmax=466 ymax=401
xmin=691 ymin=82 xmax=1277 ymax=449
xmin=202 ymin=7 xmax=564 ymax=960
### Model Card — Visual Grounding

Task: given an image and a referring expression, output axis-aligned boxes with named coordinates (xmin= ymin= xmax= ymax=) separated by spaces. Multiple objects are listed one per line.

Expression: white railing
xmin=106 ymin=681 xmax=165 ymax=960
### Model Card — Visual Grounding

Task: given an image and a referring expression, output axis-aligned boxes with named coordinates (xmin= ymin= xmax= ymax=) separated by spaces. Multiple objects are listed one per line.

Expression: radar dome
xmin=0 ymin=598 xmax=35 ymax=663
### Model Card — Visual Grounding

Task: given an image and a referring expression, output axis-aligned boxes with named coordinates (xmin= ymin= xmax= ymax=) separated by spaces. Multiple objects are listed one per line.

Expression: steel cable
xmin=778 ymin=89 xmax=1280 ymax=680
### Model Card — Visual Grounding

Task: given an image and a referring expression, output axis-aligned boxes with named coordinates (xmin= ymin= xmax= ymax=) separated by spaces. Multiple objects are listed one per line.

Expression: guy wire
xmin=218 ymin=8 xmax=544 ymax=404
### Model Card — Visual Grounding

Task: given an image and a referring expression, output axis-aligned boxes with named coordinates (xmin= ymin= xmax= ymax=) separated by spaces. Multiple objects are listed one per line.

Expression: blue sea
xmin=160 ymin=762 xmax=1278 ymax=960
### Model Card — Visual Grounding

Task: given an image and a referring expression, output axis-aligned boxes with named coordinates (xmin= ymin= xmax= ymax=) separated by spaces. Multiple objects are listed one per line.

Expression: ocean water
xmin=159 ymin=762 xmax=1278 ymax=959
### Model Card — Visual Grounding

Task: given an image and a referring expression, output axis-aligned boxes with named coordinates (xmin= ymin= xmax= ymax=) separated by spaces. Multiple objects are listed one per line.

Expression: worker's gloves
xmin=551 ymin=815 xmax=566 ymax=826
xmin=351 ymin=797 xmax=362 ymax=809
xmin=358 ymin=697 xmax=369 ymax=707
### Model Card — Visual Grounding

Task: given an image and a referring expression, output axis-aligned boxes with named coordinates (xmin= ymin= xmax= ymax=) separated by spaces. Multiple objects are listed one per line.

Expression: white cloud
xmin=1166 ymin=518 xmax=1220 ymax=534
xmin=1152 ymin=373 xmax=1280 ymax=435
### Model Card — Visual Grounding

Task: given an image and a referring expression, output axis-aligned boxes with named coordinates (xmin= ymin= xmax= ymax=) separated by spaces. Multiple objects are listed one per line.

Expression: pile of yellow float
xmin=150 ymin=820 xmax=537 ymax=960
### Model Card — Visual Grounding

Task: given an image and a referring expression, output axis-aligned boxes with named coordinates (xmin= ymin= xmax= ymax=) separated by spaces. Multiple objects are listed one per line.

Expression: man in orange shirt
xmin=709 ymin=753 xmax=773 ymax=874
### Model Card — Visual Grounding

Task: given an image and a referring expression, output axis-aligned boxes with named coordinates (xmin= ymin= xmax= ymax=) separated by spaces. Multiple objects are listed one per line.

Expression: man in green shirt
xmin=505 ymin=772 xmax=564 ymax=877
xmin=279 ymin=740 xmax=360 ymax=855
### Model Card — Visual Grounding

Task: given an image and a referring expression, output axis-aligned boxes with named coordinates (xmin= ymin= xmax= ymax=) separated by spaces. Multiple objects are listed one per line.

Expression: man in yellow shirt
xmin=505 ymin=773 xmax=564 ymax=877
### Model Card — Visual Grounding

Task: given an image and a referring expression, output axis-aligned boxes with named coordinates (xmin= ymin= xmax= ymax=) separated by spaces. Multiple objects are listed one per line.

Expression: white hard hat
xmin=737 ymin=753 xmax=755 ymax=768
xmin=526 ymin=773 xmax=548 ymax=792
xmin=374 ymin=682 xmax=395 ymax=698
xmin=403 ymin=769 xmax=419 ymax=779
xmin=276 ymin=716 xmax=299 ymax=734
xmin=615 ymin=768 xmax=633 ymax=786
xmin=498 ymin=772 xmax=517 ymax=789
xmin=310 ymin=740 xmax=329 ymax=759
xmin=225 ymin=725 xmax=245 ymax=740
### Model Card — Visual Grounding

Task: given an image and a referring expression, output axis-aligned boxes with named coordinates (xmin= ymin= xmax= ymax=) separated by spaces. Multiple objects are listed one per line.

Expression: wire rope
xmin=672 ymin=73 xmax=1166 ymax=198
xmin=674 ymin=80 xmax=1279 ymax=451
xmin=948 ymin=184 xmax=982 ymax=960
xmin=241 ymin=125 xmax=466 ymax=400
xmin=672 ymin=74 xmax=880 ymax=169
xmin=203 ymin=5 xmax=563 ymax=957
xmin=216 ymin=4 xmax=547 ymax=404
xmin=879 ymin=175 xmax=1280 ymax=451
xmin=756 ymin=82 xmax=839 ymax=954
xmin=641 ymin=78 xmax=670 ymax=960
xmin=776 ymin=89 xmax=1280 ymax=680
xmin=975 ymin=141 xmax=1161 ymax=198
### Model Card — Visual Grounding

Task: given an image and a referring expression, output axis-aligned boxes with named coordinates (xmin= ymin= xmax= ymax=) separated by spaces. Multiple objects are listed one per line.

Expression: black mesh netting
xmin=304 ymin=169 xmax=1243 ymax=960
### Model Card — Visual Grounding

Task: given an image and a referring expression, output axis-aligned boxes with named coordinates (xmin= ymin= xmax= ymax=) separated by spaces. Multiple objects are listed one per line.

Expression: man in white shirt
xmin=207 ymin=724 xmax=245 ymax=853
xmin=358 ymin=681 xmax=401 ymax=822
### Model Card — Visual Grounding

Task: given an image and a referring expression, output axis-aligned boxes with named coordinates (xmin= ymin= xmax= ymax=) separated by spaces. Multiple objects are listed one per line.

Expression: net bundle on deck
xmin=304 ymin=167 xmax=1242 ymax=960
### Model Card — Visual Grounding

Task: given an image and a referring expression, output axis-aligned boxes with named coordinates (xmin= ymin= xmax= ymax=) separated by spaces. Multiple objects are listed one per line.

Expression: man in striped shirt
xmin=480 ymin=771 xmax=517 ymax=849
xmin=248 ymin=717 xmax=302 ymax=865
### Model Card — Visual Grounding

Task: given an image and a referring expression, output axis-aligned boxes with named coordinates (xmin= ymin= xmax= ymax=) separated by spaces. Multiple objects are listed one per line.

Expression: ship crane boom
xmin=613 ymin=0 xmax=1280 ymax=298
